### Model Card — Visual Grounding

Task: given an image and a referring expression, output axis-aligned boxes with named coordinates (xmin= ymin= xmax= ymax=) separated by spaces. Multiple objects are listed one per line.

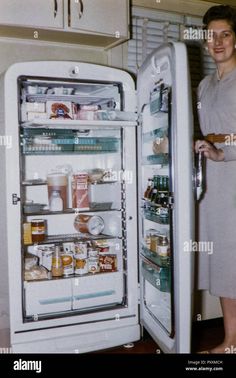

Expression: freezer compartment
xmin=141 ymin=258 xmax=171 ymax=293
xmin=72 ymin=271 xmax=124 ymax=310
xmin=19 ymin=78 xmax=122 ymax=124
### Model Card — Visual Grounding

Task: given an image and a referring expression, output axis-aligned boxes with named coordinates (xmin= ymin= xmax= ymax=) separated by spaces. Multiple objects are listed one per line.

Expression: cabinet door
xmin=0 ymin=0 xmax=64 ymax=29
xmin=69 ymin=0 xmax=128 ymax=37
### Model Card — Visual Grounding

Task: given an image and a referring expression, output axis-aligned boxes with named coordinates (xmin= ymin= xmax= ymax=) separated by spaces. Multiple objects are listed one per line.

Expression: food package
xmin=99 ymin=254 xmax=117 ymax=272
xmin=46 ymin=101 xmax=73 ymax=119
xmin=72 ymin=172 xmax=89 ymax=210
xmin=24 ymin=264 xmax=49 ymax=281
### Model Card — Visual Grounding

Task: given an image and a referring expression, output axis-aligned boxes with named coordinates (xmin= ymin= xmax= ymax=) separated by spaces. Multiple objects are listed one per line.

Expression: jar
xmin=31 ymin=219 xmax=46 ymax=243
xmin=157 ymin=235 xmax=169 ymax=257
xmin=150 ymin=235 xmax=159 ymax=253
xmin=74 ymin=214 xmax=104 ymax=235
xmin=49 ymin=190 xmax=63 ymax=212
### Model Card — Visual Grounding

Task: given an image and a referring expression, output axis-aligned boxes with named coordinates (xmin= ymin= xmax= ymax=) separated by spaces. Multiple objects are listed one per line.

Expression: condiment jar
xmin=157 ymin=235 xmax=169 ymax=257
xmin=31 ymin=219 xmax=46 ymax=243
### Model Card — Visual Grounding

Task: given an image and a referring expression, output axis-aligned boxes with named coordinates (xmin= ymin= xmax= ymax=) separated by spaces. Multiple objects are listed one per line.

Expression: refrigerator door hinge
xmin=137 ymin=283 xmax=141 ymax=304
xmin=12 ymin=193 xmax=20 ymax=205
xmin=168 ymin=193 xmax=174 ymax=209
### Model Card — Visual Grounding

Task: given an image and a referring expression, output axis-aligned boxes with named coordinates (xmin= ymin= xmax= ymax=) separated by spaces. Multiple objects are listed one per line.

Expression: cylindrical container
xmin=49 ymin=190 xmax=63 ymax=212
xmin=74 ymin=214 xmax=104 ymax=236
xmin=61 ymin=252 xmax=74 ymax=276
xmin=47 ymin=173 xmax=68 ymax=210
xmin=74 ymin=258 xmax=88 ymax=275
xmin=75 ymin=242 xmax=88 ymax=259
xmin=88 ymin=256 xmax=100 ymax=274
xmin=150 ymin=235 xmax=159 ymax=253
xmin=157 ymin=235 xmax=169 ymax=257
xmin=88 ymin=248 xmax=99 ymax=258
xmin=31 ymin=219 xmax=46 ymax=243
xmin=51 ymin=246 xmax=63 ymax=277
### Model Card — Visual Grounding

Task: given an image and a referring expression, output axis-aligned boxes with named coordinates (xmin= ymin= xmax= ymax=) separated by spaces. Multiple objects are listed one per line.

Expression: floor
xmin=93 ymin=318 xmax=224 ymax=354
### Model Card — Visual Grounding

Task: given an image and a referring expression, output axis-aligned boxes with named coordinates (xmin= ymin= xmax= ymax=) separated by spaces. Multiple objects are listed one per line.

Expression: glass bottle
xmin=157 ymin=235 xmax=169 ymax=257
xmin=144 ymin=178 xmax=152 ymax=200
xmin=51 ymin=245 xmax=63 ymax=277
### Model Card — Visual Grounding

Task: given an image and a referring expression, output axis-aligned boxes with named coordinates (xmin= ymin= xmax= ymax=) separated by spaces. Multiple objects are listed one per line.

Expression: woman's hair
xmin=203 ymin=5 xmax=236 ymax=33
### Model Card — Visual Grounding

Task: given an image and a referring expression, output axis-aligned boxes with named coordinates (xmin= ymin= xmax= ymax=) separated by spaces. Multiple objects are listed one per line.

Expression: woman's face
xmin=206 ymin=19 xmax=236 ymax=64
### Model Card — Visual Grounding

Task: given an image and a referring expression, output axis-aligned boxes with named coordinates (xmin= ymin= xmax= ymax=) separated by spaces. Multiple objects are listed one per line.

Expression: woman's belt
xmin=205 ymin=133 xmax=236 ymax=143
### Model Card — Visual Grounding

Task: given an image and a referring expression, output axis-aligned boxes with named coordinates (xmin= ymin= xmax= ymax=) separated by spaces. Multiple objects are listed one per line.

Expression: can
xmin=74 ymin=214 xmax=104 ymax=235
xmin=87 ymin=248 xmax=99 ymax=258
xmin=61 ymin=252 xmax=74 ymax=276
xmin=88 ymin=256 xmax=100 ymax=274
xmin=75 ymin=241 xmax=88 ymax=259
xmin=74 ymin=258 xmax=88 ymax=275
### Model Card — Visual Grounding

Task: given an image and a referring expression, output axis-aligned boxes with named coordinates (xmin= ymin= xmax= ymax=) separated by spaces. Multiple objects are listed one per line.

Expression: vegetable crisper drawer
xmin=24 ymin=279 xmax=72 ymax=317
xmin=141 ymin=259 xmax=171 ymax=292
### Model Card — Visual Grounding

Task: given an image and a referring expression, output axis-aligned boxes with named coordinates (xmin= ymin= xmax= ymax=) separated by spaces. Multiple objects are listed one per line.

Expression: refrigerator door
xmin=137 ymin=42 xmax=194 ymax=353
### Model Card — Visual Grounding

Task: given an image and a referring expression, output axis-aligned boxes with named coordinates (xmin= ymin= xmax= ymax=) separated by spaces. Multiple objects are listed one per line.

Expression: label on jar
xmin=157 ymin=245 xmax=168 ymax=257
xmin=75 ymin=242 xmax=87 ymax=259
xmin=74 ymin=214 xmax=104 ymax=236
xmin=87 ymin=248 xmax=99 ymax=258
xmin=88 ymin=257 xmax=99 ymax=274
xmin=31 ymin=219 xmax=46 ymax=242
xmin=61 ymin=252 xmax=74 ymax=276
xmin=75 ymin=258 xmax=88 ymax=275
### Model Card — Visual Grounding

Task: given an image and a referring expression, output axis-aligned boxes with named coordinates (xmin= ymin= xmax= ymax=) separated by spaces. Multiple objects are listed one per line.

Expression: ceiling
xmin=202 ymin=0 xmax=236 ymax=6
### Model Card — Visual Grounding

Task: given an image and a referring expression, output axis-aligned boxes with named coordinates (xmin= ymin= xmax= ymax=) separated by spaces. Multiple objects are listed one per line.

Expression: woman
xmin=195 ymin=5 xmax=236 ymax=353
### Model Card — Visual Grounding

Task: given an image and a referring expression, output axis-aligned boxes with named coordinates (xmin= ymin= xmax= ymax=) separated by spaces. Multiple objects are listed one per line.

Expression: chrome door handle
xmin=54 ymin=0 xmax=58 ymax=18
xmin=78 ymin=0 xmax=84 ymax=19
xmin=193 ymin=151 xmax=205 ymax=201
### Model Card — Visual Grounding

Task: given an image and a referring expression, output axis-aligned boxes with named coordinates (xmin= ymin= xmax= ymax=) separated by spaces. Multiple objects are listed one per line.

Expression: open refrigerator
xmin=0 ymin=42 xmax=195 ymax=354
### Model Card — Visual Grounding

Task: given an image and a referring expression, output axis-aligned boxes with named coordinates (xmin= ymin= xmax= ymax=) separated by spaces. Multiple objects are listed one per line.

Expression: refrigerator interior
xmin=15 ymin=75 xmax=137 ymax=325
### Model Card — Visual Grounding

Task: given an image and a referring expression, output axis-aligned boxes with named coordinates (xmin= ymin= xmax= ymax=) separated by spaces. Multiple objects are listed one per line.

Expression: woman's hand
xmin=195 ymin=140 xmax=224 ymax=161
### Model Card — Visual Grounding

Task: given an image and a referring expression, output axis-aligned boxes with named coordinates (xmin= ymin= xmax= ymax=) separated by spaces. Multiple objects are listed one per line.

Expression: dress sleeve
xmin=222 ymin=146 xmax=236 ymax=162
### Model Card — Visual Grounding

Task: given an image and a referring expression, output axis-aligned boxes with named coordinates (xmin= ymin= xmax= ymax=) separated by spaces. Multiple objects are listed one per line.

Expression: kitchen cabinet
xmin=69 ymin=0 xmax=128 ymax=39
xmin=0 ymin=0 xmax=129 ymax=49
xmin=0 ymin=0 xmax=64 ymax=29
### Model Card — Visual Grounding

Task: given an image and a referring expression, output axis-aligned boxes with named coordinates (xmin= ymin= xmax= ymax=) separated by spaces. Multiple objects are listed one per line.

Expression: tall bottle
xmin=144 ymin=178 xmax=152 ymax=200
xmin=51 ymin=245 xmax=63 ymax=277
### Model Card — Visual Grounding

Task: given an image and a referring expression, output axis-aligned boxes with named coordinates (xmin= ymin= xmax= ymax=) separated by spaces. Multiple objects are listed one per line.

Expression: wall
xmin=0 ymin=37 xmax=107 ymax=76
xmin=132 ymin=0 xmax=218 ymax=16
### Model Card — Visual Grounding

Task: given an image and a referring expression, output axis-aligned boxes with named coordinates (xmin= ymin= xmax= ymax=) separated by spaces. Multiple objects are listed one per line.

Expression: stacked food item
xmin=24 ymin=239 xmax=118 ymax=281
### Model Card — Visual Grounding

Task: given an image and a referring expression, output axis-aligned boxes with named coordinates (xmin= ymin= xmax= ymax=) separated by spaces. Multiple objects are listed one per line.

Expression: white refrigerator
xmin=0 ymin=41 xmax=195 ymax=354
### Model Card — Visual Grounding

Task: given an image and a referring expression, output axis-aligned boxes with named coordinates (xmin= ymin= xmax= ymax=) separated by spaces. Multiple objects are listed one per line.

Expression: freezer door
xmin=137 ymin=42 xmax=194 ymax=353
